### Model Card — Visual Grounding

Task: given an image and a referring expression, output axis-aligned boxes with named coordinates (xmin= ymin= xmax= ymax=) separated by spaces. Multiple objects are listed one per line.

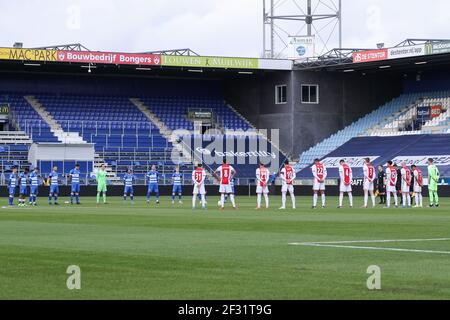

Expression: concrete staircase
xmin=93 ymin=153 xmax=121 ymax=185
xmin=130 ymin=98 xmax=218 ymax=183
xmin=130 ymin=98 xmax=191 ymax=162
xmin=0 ymin=131 xmax=32 ymax=144
xmin=24 ymin=96 xmax=85 ymax=144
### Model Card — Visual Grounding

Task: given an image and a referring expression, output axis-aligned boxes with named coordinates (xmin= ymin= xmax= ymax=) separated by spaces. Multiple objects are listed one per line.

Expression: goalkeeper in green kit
xmin=427 ymin=158 xmax=440 ymax=208
xmin=96 ymin=164 xmax=108 ymax=204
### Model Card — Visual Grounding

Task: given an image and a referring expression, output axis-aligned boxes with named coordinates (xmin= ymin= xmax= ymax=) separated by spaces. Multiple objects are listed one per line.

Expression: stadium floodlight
xmin=376 ymin=43 xmax=385 ymax=49
xmin=187 ymin=69 xmax=203 ymax=73
xmin=263 ymin=0 xmax=342 ymax=59
xmin=136 ymin=67 xmax=152 ymax=71
xmin=13 ymin=42 xmax=23 ymax=48
xmin=343 ymin=69 xmax=355 ymax=73
xmin=23 ymin=63 xmax=41 ymax=67
xmin=379 ymin=65 xmax=391 ymax=69
xmin=238 ymin=71 xmax=254 ymax=75
xmin=415 ymin=61 xmax=428 ymax=65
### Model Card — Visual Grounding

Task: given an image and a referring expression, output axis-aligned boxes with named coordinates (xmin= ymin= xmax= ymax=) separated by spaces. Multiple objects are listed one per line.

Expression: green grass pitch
xmin=0 ymin=195 xmax=449 ymax=300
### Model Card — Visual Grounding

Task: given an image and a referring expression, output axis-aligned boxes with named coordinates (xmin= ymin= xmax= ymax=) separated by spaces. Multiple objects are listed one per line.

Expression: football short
xmin=20 ymin=186 xmax=28 ymax=195
xmin=30 ymin=186 xmax=39 ymax=196
xmin=256 ymin=185 xmax=269 ymax=194
xmin=172 ymin=185 xmax=182 ymax=194
xmin=363 ymin=180 xmax=374 ymax=191
xmin=282 ymin=184 xmax=295 ymax=194
xmin=193 ymin=184 xmax=206 ymax=195
xmin=386 ymin=185 xmax=397 ymax=193
xmin=124 ymin=186 xmax=134 ymax=194
xmin=71 ymin=183 xmax=80 ymax=193
xmin=414 ymin=186 xmax=422 ymax=193
xmin=97 ymin=183 xmax=107 ymax=193
xmin=401 ymin=183 xmax=411 ymax=193
xmin=148 ymin=183 xmax=159 ymax=193
xmin=313 ymin=181 xmax=325 ymax=191
xmin=50 ymin=185 xmax=59 ymax=194
xmin=8 ymin=187 xmax=16 ymax=196
xmin=219 ymin=184 xmax=233 ymax=194
xmin=340 ymin=183 xmax=352 ymax=193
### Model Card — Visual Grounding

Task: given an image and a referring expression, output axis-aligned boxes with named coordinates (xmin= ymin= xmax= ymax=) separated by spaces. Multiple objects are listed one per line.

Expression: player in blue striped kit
xmin=69 ymin=164 xmax=81 ymax=205
xmin=29 ymin=167 xmax=40 ymax=206
xmin=8 ymin=166 xmax=18 ymax=207
xmin=147 ymin=165 xmax=160 ymax=205
xmin=18 ymin=168 xmax=30 ymax=207
xmin=172 ymin=167 xmax=183 ymax=205
xmin=123 ymin=169 xmax=136 ymax=204
xmin=48 ymin=166 xmax=59 ymax=205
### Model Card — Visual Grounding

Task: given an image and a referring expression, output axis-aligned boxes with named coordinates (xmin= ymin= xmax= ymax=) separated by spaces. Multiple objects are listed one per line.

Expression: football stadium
xmin=1 ymin=0 xmax=450 ymax=305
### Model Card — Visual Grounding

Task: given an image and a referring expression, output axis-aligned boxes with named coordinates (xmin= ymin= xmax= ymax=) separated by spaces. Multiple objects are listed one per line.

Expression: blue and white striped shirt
xmin=147 ymin=171 xmax=159 ymax=185
xmin=123 ymin=173 xmax=134 ymax=187
xmin=9 ymin=173 xmax=18 ymax=188
xmin=49 ymin=172 xmax=59 ymax=186
xmin=30 ymin=172 xmax=39 ymax=187
xmin=172 ymin=173 xmax=182 ymax=186
xmin=19 ymin=173 xmax=28 ymax=187
xmin=70 ymin=169 xmax=81 ymax=184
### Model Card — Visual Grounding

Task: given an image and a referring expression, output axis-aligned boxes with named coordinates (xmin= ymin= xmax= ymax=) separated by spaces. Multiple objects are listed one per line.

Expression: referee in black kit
xmin=376 ymin=164 xmax=386 ymax=205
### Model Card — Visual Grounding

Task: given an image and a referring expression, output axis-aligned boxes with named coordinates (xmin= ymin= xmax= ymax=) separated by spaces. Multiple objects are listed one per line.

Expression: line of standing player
xmin=310 ymin=158 xmax=431 ymax=209
xmin=6 ymin=164 xmax=81 ymax=207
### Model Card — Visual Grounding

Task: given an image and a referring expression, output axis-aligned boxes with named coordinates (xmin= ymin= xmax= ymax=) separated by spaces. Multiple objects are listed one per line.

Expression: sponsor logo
xmin=57 ymin=50 xmax=161 ymax=66
xmin=0 ymin=48 xmax=57 ymax=61
xmin=391 ymin=155 xmax=450 ymax=167
xmin=430 ymin=41 xmax=450 ymax=55
xmin=388 ymin=45 xmax=425 ymax=59
xmin=320 ymin=156 xmax=380 ymax=168
xmin=195 ymin=147 xmax=276 ymax=159
xmin=196 ymin=147 xmax=211 ymax=155
xmin=353 ymin=49 xmax=388 ymax=63
xmin=162 ymin=55 xmax=259 ymax=69
xmin=296 ymin=46 xmax=307 ymax=56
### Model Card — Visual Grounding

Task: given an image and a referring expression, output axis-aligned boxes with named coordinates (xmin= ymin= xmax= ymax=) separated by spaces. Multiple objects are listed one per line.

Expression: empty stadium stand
xmin=297 ymin=134 xmax=450 ymax=179
xmin=296 ymin=91 xmax=450 ymax=171
xmin=4 ymin=93 xmax=59 ymax=143
xmin=2 ymin=89 xmax=269 ymax=182
xmin=139 ymin=96 xmax=254 ymax=132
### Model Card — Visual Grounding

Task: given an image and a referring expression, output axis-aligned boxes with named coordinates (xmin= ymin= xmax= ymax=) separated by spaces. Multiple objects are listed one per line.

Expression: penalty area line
xmin=289 ymin=238 xmax=450 ymax=255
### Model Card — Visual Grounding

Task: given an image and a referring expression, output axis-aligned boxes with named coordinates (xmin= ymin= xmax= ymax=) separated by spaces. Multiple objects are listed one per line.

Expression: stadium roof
xmin=294 ymin=39 xmax=450 ymax=71
xmin=0 ymin=43 xmax=293 ymax=73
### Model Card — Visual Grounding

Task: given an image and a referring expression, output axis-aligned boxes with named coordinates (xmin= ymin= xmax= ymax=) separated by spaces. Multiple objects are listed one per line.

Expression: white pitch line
xmin=288 ymin=238 xmax=450 ymax=255
xmin=290 ymin=243 xmax=450 ymax=255
xmin=289 ymin=238 xmax=450 ymax=246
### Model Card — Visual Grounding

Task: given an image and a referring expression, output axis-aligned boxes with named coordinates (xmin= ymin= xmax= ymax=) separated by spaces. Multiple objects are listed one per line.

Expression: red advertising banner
xmin=57 ymin=51 xmax=161 ymax=66
xmin=431 ymin=105 xmax=442 ymax=118
xmin=352 ymin=49 xmax=388 ymax=63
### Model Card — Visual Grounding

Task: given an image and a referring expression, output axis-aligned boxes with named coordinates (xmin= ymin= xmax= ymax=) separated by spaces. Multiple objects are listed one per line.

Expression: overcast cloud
xmin=1 ymin=0 xmax=449 ymax=57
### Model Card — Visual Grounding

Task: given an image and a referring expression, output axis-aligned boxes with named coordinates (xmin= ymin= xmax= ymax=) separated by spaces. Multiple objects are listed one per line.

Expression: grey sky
xmin=1 ymin=0 xmax=449 ymax=57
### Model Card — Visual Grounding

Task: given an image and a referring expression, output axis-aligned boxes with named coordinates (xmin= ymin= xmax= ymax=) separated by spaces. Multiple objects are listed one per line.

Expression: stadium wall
xmin=225 ymin=70 xmax=403 ymax=158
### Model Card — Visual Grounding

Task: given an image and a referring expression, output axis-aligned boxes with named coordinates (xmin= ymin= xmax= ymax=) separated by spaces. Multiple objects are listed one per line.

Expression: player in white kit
xmin=411 ymin=165 xmax=423 ymax=208
xmin=400 ymin=162 xmax=412 ymax=208
xmin=385 ymin=161 xmax=398 ymax=208
xmin=255 ymin=163 xmax=270 ymax=209
xmin=338 ymin=159 xmax=353 ymax=208
xmin=311 ymin=159 xmax=327 ymax=209
xmin=214 ymin=159 xmax=237 ymax=210
xmin=192 ymin=164 xmax=207 ymax=209
xmin=279 ymin=160 xmax=296 ymax=210
xmin=363 ymin=158 xmax=376 ymax=208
